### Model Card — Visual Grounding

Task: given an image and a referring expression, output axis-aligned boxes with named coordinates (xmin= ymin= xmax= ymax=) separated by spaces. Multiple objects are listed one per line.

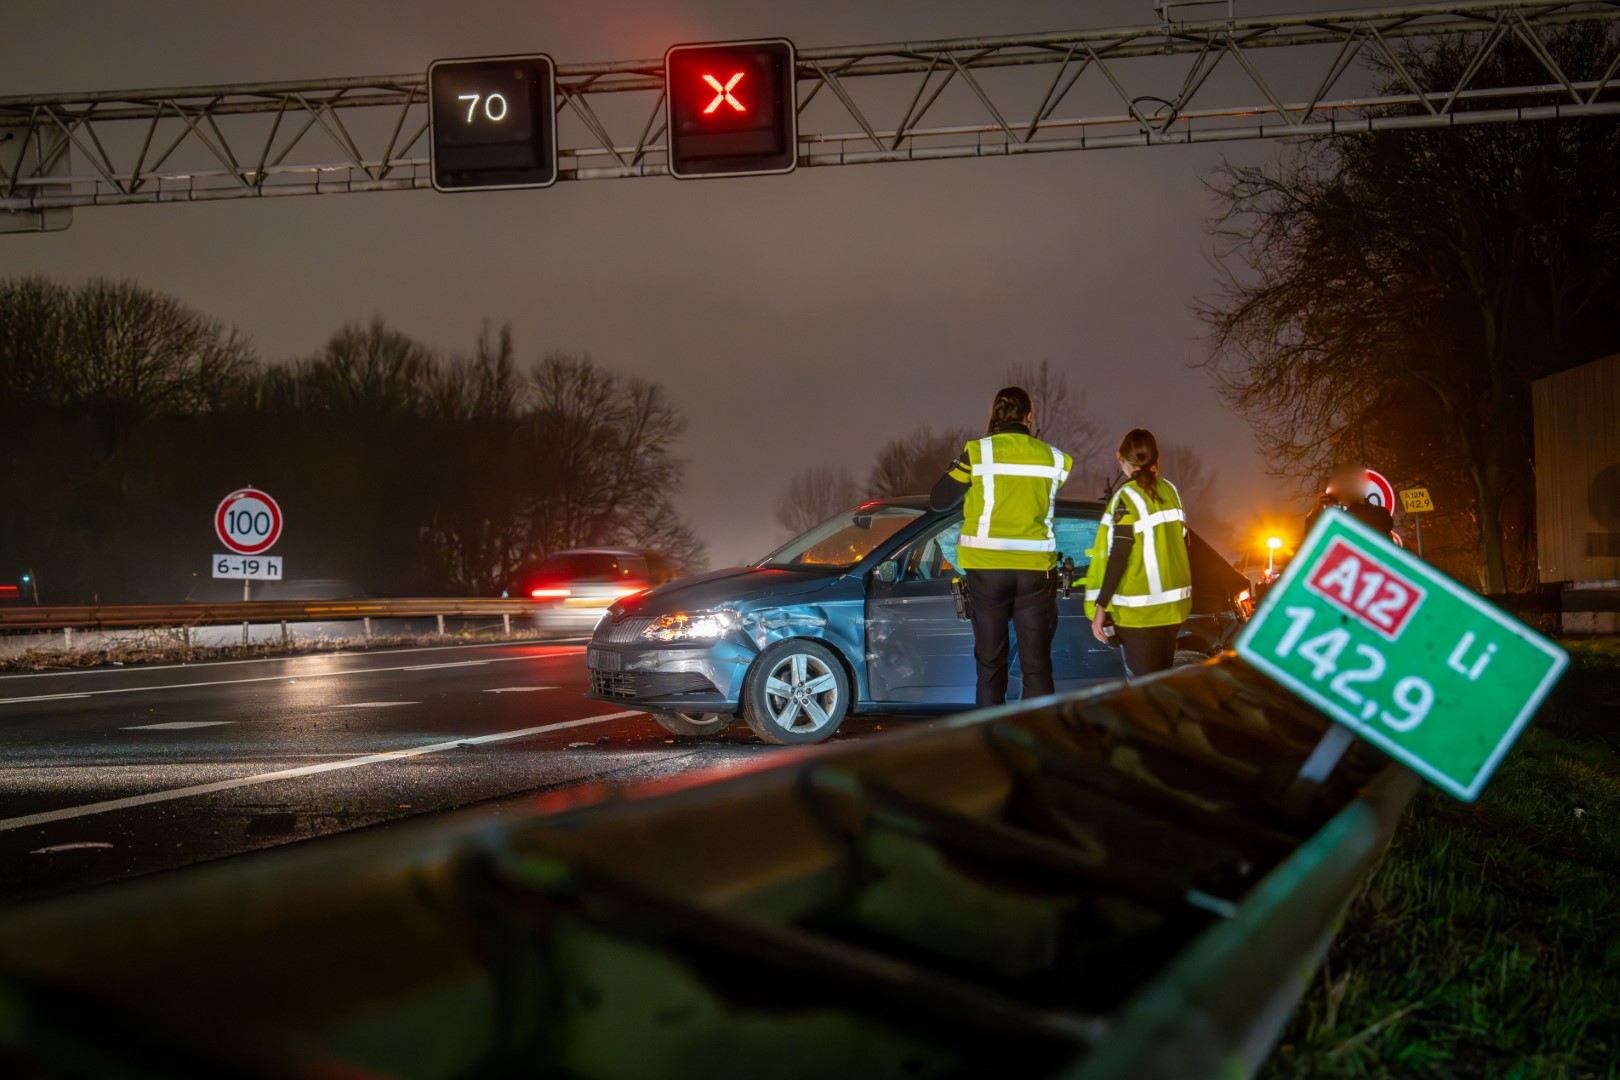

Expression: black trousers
xmin=965 ymin=569 xmax=1056 ymax=707
xmin=1116 ymin=623 xmax=1181 ymax=680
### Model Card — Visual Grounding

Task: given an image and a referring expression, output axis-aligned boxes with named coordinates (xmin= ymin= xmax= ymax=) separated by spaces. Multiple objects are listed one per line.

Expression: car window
xmin=903 ymin=521 xmax=962 ymax=581
xmin=1056 ymin=517 xmax=1100 ymax=570
xmin=759 ymin=505 xmax=925 ymax=569
xmin=901 ymin=516 xmax=1098 ymax=581
xmin=545 ymin=552 xmax=649 ymax=582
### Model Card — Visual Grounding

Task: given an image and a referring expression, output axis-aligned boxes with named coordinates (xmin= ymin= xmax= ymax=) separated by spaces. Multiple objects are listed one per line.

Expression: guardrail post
xmin=280 ymin=621 xmax=290 ymax=647
xmin=182 ymin=626 xmax=191 ymax=648
xmin=363 ymin=617 xmax=372 ymax=642
xmin=241 ymin=621 xmax=248 ymax=646
xmin=436 ymin=614 xmax=446 ymax=636
xmin=62 ymin=627 xmax=73 ymax=650
xmin=503 ymin=614 xmax=511 ymax=636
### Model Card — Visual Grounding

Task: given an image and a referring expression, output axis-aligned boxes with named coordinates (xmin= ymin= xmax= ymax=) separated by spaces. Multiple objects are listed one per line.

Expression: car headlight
xmin=641 ymin=609 xmax=739 ymax=642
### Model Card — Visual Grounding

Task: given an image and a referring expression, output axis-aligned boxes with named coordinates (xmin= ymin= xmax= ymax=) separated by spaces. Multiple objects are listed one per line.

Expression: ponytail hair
xmin=986 ymin=386 xmax=1032 ymax=435
xmin=1117 ymin=428 xmax=1161 ymax=500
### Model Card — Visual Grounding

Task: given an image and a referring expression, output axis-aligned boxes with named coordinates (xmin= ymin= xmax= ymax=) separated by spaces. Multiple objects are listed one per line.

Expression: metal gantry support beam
xmin=2 ymin=0 xmax=1618 ymax=217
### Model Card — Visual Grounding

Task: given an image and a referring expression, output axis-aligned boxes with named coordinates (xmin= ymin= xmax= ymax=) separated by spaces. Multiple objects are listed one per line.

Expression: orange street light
xmin=1265 ymin=536 xmax=1283 ymax=578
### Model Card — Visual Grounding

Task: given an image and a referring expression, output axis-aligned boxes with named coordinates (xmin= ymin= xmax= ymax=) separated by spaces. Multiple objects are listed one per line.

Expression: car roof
xmin=869 ymin=495 xmax=1108 ymax=514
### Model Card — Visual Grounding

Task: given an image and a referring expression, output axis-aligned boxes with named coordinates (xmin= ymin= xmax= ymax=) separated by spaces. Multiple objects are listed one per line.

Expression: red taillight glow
xmin=531 ymin=588 xmax=571 ymax=599
xmin=701 ymin=72 xmax=746 ymax=114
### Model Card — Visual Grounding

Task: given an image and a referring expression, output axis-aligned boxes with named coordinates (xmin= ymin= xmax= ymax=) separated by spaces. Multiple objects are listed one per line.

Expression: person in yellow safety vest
xmin=930 ymin=386 xmax=1073 ymax=707
xmin=1084 ymin=428 xmax=1192 ymax=679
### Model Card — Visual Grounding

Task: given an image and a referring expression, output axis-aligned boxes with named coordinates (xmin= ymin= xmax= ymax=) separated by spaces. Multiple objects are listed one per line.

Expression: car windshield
xmin=758 ymin=505 xmax=925 ymax=570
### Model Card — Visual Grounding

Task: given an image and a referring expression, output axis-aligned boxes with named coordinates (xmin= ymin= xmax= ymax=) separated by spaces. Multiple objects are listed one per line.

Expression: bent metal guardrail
xmin=0 ymin=655 xmax=1416 ymax=1079
xmin=0 ymin=597 xmax=545 ymax=631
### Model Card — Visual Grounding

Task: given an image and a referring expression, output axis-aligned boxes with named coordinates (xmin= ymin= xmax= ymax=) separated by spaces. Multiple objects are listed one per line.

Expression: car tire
xmin=741 ymin=639 xmax=851 ymax=745
xmin=649 ymin=711 xmax=732 ymax=738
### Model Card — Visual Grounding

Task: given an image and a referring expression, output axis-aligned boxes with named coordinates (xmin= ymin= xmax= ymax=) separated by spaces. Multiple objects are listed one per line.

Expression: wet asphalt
xmin=0 ymin=642 xmax=905 ymax=904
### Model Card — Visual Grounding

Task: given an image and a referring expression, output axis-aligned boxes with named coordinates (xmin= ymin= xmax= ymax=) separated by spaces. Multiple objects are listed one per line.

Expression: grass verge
xmin=1263 ymin=638 xmax=1620 ymax=1078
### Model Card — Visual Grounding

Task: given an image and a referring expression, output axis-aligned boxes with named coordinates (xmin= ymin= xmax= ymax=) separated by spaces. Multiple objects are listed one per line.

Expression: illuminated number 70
xmin=457 ymin=93 xmax=509 ymax=123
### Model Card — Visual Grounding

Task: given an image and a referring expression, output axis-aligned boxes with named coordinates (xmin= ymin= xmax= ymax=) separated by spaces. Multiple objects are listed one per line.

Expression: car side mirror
xmin=875 ymin=560 xmax=899 ymax=585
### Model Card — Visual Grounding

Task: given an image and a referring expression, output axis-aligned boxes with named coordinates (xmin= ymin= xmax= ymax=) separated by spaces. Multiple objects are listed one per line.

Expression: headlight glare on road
xmin=642 ymin=609 xmax=739 ymax=642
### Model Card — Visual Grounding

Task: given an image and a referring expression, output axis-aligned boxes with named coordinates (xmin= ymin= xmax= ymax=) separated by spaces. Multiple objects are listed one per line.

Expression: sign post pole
xmin=1399 ymin=487 xmax=1435 ymax=558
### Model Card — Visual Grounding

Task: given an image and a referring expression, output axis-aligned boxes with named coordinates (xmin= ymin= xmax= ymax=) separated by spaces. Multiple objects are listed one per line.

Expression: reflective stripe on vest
xmin=957 ymin=438 xmax=1070 ymax=552
xmin=1104 ymin=480 xmax=1192 ymax=608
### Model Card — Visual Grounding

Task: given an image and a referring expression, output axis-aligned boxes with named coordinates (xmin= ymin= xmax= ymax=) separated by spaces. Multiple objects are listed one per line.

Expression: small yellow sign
xmin=1400 ymin=487 xmax=1434 ymax=514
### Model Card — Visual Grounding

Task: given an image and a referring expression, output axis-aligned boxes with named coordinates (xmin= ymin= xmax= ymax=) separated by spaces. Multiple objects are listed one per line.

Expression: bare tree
xmin=775 ymin=465 xmax=859 ymax=534
xmin=1007 ymin=359 xmax=1108 ymax=497
xmin=416 ymin=323 xmax=531 ymax=594
xmin=0 ymin=276 xmax=258 ymax=601
xmin=0 ymin=285 xmax=710 ymax=600
xmin=1158 ymin=444 xmax=1215 ymax=515
xmin=265 ymin=317 xmax=434 ymax=414
xmin=867 ymin=426 xmax=974 ymax=498
xmin=1159 ymin=442 xmax=1238 ymax=553
xmin=1202 ymin=24 xmax=1620 ymax=592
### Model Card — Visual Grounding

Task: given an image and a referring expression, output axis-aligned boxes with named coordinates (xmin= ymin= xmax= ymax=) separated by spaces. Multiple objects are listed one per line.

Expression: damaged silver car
xmin=585 ymin=497 xmax=1248 ymax=744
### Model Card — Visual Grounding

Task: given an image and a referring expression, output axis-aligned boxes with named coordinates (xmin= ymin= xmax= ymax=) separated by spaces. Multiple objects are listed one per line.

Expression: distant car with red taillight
xmin=512 ymin=548 xmax=675 ymax=635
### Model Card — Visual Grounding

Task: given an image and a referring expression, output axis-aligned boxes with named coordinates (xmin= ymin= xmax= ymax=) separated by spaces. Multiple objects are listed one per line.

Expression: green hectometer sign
xmin=1237 ymin=512 xmax=1568 ymax=801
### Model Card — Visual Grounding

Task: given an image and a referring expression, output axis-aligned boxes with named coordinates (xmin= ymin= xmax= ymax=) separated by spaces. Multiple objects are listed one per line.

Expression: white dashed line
xmin=402 ymin=661 xmax=492 ymax=671
xmin=336 ymin=701 xmax=418 ymax=709
xmin=483 ymin=686 xmax=557 ymax=694
xmin=122 ymin=721 xmax=236 ymax=731
xmin=0 ymin=711 xmax=643 ymax=832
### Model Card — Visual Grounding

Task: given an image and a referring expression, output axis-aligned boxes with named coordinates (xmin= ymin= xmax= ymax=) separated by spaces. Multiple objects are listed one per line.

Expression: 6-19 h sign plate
xmin=1237 ymin=512 xmax=1567 ymax=800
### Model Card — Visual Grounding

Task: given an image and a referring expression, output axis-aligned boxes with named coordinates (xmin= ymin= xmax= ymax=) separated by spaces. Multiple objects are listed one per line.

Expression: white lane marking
xmin=338 ymin=701 xmax=418 ymax=709
xmin=31 ymin=841 xmax=116 ymax=854
xmin=123 ymin=721 xmax=236 ymax=730
xmin=0 ymin=711 xmax=644 ymax=832
xmin=484 ymin=686 xmax=557 ymax=694
xmin=0 ymin=653 xmax=580 ymax=707
xmin=0 ymin=640 xmax=589 ymax=682
xmin=402 ymin=661 xmax=491 ymax=671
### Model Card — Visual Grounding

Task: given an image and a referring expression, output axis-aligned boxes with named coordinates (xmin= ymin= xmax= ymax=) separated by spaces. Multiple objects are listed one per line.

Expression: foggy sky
xmin=2 ymin=1 xmax=1350 ymax=567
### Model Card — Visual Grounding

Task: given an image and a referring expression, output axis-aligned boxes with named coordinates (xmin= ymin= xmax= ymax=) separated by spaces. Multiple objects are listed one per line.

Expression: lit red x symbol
xmin=701 ymin=72 xmax=746 ymax=114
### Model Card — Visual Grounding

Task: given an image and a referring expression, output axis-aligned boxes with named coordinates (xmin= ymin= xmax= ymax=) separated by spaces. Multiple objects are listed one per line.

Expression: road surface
xmin=0 ymin=641 xmax=912 ymax=904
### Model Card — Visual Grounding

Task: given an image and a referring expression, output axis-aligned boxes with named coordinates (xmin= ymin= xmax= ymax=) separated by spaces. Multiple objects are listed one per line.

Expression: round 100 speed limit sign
xmin=216 ymin=488 xmax=283 ymax=554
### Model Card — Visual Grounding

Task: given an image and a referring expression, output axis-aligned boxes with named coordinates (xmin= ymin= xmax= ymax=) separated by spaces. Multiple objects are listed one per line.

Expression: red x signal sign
xmin=665 ymin=39 xmax=797 ymax=179
xmin=702 ymin=72 xmax=746 ymax=114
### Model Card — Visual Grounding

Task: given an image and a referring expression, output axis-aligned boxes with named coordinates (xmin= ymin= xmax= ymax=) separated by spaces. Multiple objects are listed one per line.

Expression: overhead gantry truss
xmin=2 ymin=0 xmax=1618 ymax=219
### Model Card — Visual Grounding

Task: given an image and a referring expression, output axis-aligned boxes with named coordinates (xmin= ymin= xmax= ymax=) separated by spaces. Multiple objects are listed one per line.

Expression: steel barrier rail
xmin=1074 ymin=763 xmax=1421 ymax=1079
xmin=0 ymin=655 xmax=1414 ymax=1079
xmin=0 ymin=597 xmax=544 ymax=631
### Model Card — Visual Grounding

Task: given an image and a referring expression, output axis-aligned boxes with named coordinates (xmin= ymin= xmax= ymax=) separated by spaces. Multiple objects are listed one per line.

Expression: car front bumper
xmin=583 ymin=638 xmax=754 ymax=713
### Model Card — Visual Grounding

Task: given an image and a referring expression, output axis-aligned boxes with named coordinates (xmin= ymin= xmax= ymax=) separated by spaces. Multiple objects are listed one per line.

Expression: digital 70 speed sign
xmin=428 ymin=54 xmax=557 ymax=191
